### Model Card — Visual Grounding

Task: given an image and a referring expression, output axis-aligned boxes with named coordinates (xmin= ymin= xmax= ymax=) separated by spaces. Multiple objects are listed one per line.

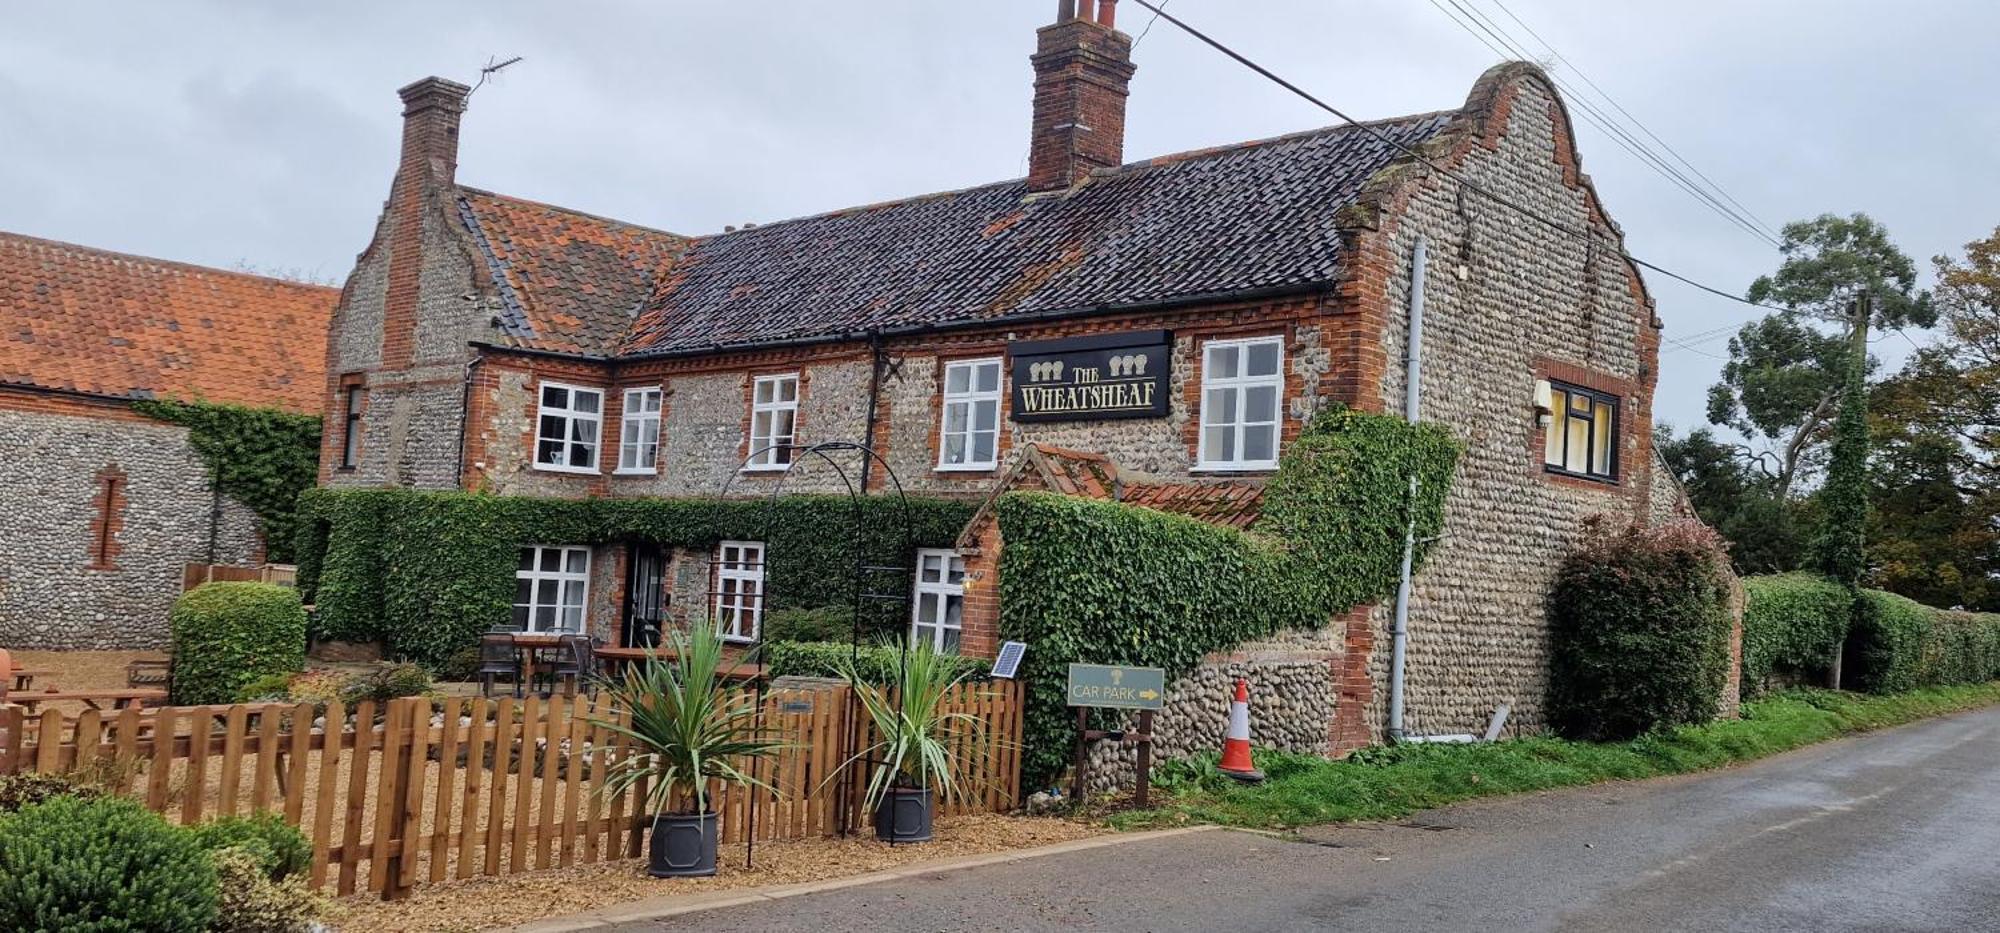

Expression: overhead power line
xmin=1121 ymin=0 xmax=1790 ymax=319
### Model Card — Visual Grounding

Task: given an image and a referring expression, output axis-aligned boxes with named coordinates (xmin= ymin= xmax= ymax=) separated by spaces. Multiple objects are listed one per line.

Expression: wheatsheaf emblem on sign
xmin=1010 ymin=330 xmax=1172 ymax=423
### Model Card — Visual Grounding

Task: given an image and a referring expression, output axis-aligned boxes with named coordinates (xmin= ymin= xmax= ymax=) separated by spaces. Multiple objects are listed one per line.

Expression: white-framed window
xmin=513 ymin=545 xmax=590 ymax=633
xmin=1197 ymin=336 xmax=1284 ymax=470
xmin=745 ymin=374 xmax=798 ymax=470
xmin=909 ymin=549 xmax=966 ymax=653
xmin=937 ymin=358 xmax=1003 ymax=471
xmin=534 ymin=382 xmax=603 ymax=473
xmin=713 ymin=540 xmax=766 ymax=642
xmin=618 ymin=387 xmax=662 ymax=474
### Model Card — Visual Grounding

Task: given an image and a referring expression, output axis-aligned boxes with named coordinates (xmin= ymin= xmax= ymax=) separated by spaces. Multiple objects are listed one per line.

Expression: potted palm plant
xmin=596 ymin=626 xmax=781 ymax=877
xmin=835 ymin=640 xmax=990 ymax=843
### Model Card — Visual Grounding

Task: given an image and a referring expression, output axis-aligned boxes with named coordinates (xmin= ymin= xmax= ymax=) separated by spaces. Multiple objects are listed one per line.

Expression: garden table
xmin=7 ymin=667 xmax=49 ymax=691
xmin=11 ymin=688 xmax=166 ymax=712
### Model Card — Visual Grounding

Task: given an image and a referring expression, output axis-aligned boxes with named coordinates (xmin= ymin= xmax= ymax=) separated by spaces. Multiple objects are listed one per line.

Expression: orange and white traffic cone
xmin=1218 ymin=679 xmax=1265 ymax=784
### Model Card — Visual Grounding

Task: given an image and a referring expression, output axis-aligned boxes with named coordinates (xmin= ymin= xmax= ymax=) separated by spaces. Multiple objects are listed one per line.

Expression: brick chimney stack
xmin=380 ymin=76 xmax=469 ymax=369
xmin=1027 ymin=0 xmax=1137 ymax=192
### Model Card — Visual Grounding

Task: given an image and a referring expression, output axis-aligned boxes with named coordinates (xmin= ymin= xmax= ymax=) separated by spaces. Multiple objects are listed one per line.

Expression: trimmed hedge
xmin=169 ymin=582 xmax=308 ymax=706
xmin=294 ymin=490 xmax=974 ymax=667
xmin=1546 ymin=521 xmax=1735 ymax=741
xmin=766 ymin=640 xmax=990 ymax=684
xmin=998 ymin=406 xmax=1459 ymax=789
xmin=1740 ymin=573 xmax=1851 ymax=697
xmin=1739 ymin=573 xmax=2000 ymax=697
xmin=0 ymin=795 xmax=219 ymax=932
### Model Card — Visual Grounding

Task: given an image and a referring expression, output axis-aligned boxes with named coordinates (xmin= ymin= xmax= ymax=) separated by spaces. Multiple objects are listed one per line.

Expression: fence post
xmin=378 ymin=698 xmax=419 ymax=901
xmin=0 ymin=704 xmax=21 ymax=775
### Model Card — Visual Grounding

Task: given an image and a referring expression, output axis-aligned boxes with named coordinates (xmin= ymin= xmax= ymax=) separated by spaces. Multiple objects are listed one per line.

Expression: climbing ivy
xmin=133 ymin=399 xmax=321 ymax=563
xmin=294 ymin=489 xmax=974 ymax=667
xmin=997 ymin=405 xmax=1461 ymax=789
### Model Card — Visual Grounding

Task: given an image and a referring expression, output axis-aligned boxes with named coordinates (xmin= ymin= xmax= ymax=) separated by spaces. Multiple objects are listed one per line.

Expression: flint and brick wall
xmin=0 ymin=396 xmax=261 ymax=649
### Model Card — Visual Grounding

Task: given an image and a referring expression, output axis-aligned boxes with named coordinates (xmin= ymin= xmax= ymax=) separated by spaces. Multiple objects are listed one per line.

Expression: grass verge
xmin=1110 ymin=684 xmax=2000 ymax=831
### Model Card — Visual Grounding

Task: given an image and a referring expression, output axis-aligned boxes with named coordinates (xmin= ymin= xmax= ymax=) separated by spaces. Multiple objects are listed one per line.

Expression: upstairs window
xmin=514 ymin=545 xmax=590 ymax=633
xmin=910 ymin=549 xmax=966 ymax=653
xmin=535 ymin=382 xmax=603 ymax=473
xmin=1197 ymin=336 xmax=1284 ymax=470
xmin=339 ymin=383 xmax=365 ymax=469
xmin=938 ymin=358 xmax=1002 ymax=471
xmin=713 ymin=540 xmax=766 ymax=642
xmin=745 ymin=374 xmax=798 ymax=470
xmin=1544 ymin=381 xmax=1619 ymax=481
xmin=618 ymin=387 xmax=662 ymax=474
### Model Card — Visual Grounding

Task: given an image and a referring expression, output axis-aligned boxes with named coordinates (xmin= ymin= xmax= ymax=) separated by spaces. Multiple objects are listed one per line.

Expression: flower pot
xmin=873 ymin=786 xmax=934 ymax=843
xmin=649 ymin=811 xmax=718 ymax=877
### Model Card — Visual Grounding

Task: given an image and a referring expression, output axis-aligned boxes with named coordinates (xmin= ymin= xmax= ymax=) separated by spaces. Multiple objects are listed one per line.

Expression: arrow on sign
xmin=1138 ymin=689 xmax=1160 ymax=701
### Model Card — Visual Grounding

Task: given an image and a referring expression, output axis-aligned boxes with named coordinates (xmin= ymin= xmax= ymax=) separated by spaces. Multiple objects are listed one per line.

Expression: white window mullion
xmin=618 ymin=387 xmax=662 ymax=474
xmin=513 ymin=545 xmax=591 ymax=633
xmin=938 ymin=359 xmax=1003 ymax=471
xmin=535 ymin=381 xmax=604 ymax=473
xmin=909 ymin=549 xmax=966 ymax=653
xmin=746 ymin=375 xmax=799 ymax=470
xmin=1197 ymin=336 xmax=1284 ymax=470
xmin=714 ymin=540 xmax=766 ymax=642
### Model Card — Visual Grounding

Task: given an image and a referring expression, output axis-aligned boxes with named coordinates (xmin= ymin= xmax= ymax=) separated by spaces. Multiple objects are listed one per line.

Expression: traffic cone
xmin=1218 ymin=679 xmax=1264 ymax=783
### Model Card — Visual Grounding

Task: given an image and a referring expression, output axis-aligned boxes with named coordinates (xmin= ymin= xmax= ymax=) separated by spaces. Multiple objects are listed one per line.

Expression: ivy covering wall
xmin=134 ymin=399 xmax=321 ymax=562
xmin=294 ymin=489 xmax=973 ymax=666
xmin=997 ymin=406 xmax=1461 ymax=789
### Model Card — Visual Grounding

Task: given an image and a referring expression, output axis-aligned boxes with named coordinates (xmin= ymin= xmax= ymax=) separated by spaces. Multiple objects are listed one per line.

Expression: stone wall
xmin=0 ymin=402 xmax=262 ymax=649
xmin=1354 ymin=72 xmax=1661 ymax=743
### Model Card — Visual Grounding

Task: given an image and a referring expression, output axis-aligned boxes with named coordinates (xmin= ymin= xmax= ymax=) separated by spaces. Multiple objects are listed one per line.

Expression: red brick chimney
xmin=1027 ymin=0 xmax=1137 ymax=192
xmin=380 ymin=76 xmax=469 ymax=368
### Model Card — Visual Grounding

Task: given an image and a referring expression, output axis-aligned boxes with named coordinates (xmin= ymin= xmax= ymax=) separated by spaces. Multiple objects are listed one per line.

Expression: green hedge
xmin=998 ymin=406 xmax=1459 ymax=789
xmin=134 ymin=399 xmax=321 ymax=563
xmin=1546 ymin=522 xmax=1735 ymax=741
xmin=0 ymin=795 xmax=219 ymax=932
xmin=295 ymin=490 xmax=974 ymax=667
xmin=765 ymin=640 xmax=990 ymax=683
xmin=169 ymin=582 xmax=308 ymax=706
xmin=1740 ymin=573 xmax=1851 ymax=697
xmin=1739 ymin=573 xmax=2000 ymax=697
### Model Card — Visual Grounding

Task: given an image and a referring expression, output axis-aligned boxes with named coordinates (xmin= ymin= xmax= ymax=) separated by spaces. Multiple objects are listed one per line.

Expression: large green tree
xmin=1707 ymin=213 xmax=1935 ymax=500
xmin=1656 ymin=424 xmax=1809 ymax=574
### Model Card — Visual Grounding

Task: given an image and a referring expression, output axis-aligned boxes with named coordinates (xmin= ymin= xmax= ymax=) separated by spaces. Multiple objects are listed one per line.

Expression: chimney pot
xmin=1099 ymin=0 xmax=1117 ymax=28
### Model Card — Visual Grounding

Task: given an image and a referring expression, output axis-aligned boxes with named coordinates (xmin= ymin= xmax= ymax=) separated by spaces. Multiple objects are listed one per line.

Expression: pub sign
xmin=1009 ymin=330 xmax=1172 ymax=423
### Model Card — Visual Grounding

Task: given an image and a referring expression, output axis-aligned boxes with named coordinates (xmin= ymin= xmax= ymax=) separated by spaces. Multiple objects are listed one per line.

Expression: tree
xmin=1707 ymin=213 xmax=1935 ymax=499
xmin=1656 ymin=424 xmax=1808 ymax=574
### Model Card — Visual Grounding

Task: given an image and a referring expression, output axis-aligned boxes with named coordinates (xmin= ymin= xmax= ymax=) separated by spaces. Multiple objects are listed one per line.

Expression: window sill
xmin=1190 ymin=464 xmax=1278 ymax=475
xmin=1542 ymin=466 xmax=1620 ymax=486
xmin=934 ymin=463 xmax=998 ymax=474
xmin=612 ymin=468 xmax=658 ymax=477
xmin=533 ymin=463 xmax=602 ymax=476
xmin=739 ymin=464 xmax=791 ymax=474
xmin=720 ymin=634 xmax=760 ymax=645
xmin=334 ymin=466 xmax=357 ymax=473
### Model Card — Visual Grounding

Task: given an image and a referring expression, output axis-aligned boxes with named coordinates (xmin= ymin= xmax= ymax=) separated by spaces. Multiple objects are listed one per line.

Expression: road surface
xmin=615 ymin=704 xmax=2000 ymax=932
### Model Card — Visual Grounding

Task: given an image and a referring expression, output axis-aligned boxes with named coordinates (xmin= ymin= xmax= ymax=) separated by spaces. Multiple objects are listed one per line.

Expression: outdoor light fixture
xmin=1533 ymin=378 xmax=1555 ymax=427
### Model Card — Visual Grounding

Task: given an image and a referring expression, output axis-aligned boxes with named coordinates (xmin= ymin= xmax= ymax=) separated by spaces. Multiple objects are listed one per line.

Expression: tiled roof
xmin=457 ymin=189 xmax=689 ymax=356
xmin=1122 ymin=479 xmax=1264 ymax=531
xmin=619 ymin=113 xmax=1450 ymax=355
xmin=0 ymin=231 xmax=339 ymax=412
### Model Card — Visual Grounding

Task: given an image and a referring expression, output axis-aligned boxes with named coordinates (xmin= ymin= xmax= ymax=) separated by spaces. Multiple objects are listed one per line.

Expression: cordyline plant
xmin=593 ymin=626 xmax=784 ymax=816
xmin=832 ymin=639 xmax=995 ymax=810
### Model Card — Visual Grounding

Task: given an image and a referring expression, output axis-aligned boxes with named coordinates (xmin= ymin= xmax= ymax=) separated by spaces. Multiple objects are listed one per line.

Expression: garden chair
xmin=550 ymin=634 xmax=599 ymax=697
xmin=476 ymin=633 xmax=523 ymax=698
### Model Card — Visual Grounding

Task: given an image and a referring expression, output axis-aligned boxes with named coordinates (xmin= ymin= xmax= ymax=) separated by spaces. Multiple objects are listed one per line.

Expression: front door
xmin=622 ymin=543 xmax=666 ymax=648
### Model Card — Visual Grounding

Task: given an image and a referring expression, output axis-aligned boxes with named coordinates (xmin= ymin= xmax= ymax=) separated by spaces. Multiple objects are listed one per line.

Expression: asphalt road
xmin=616 ymin=705 xmax=2000 ymax=932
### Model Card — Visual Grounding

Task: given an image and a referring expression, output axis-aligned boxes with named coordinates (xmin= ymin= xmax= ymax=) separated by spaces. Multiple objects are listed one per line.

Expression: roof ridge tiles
xmin=0 ymin=230 xmax=341 ymax=296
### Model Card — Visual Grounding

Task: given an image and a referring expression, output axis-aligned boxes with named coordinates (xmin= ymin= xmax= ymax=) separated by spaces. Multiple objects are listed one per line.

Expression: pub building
xmin=321 ymin=2 xmax=1705 ymax=757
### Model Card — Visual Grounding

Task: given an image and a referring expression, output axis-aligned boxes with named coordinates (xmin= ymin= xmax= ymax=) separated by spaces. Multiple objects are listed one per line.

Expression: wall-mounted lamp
xmin=1533 ymin=379 xmax=1555 ymax=427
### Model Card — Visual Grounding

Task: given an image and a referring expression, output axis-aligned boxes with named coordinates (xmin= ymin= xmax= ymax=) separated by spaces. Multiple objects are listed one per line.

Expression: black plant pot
xmin=874 ymin=786 xmax=934 ymax=843
xmin=649 ymin=811 xmax=718 ymax=877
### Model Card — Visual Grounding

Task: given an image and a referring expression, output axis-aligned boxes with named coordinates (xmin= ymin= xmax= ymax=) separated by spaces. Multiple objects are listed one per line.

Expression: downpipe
xmin=1386 ymin=237 xmax=1426 ymax=743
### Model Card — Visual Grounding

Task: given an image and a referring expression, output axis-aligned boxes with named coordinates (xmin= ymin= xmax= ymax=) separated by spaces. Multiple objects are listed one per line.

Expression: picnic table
xmin=501 ymin=635 xmax=765 ymax=690
xmin=7 ymin=667 xmax=48 ymax=691
xmin=10 ymin=687 xmax=167 ymax=712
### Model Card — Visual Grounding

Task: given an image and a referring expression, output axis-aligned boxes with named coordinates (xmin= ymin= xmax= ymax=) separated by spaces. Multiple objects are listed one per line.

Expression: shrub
xmin=1547 ymin=520 xmax=1735 ymax=741
xmin=0 ymin=795 xmax=218 ymax=932
xmin=235 ymin=672 xmax=298 ymax=703
xmin=191 ymin=813 xmax=311 ymax=882
xmin=1850 ymin=589 xmax=1945 ymax=694
xmin=170 ymin=582 xmax=307 ymax=706
xmin=766 ymin=640 xmax=989 ymax=684
xmin=209 ymin=847 xmax=325 ymax=933
xmin=0 ymin=773 xmax=103 ymax=814
xmin=1926 ymin=611 xmax=2000 ymax=686
xmin=337 ymin=662 xmax=434 ymax=706
xmin=763 ymin=605 xmax=857 ymax=643
xmin=282 ymin=669 xmax=350 ymax=712
xmin=998 ymin=406 xmax=1459 ymax=787
xmin=1739 ymin=573 xmax=1851 ymax=697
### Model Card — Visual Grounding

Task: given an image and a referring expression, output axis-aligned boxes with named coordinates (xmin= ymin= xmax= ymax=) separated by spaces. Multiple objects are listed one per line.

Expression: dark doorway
xmin=623 ymin=542 xmax=667 ymax=648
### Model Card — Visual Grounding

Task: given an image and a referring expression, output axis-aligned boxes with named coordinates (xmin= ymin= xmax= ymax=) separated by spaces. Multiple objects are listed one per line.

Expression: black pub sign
xmin=1009 ymin=330 xmax=1172 ymax=423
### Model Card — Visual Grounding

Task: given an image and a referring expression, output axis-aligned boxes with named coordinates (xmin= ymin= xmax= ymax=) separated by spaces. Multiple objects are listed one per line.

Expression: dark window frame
xmin=1543 ymin=380 xmax=1620 ymax=483
xmin=339 ymin=384 xmax=365 ymax=470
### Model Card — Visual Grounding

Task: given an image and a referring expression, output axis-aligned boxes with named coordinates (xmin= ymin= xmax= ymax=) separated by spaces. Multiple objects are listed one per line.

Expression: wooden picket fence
xmin=0 ymin=679 xmax=1023 ymax=900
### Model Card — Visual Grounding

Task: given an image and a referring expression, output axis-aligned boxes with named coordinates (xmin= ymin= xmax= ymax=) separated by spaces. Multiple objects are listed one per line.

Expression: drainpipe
xmin=1386 ymin=237 xmax=1427 ymax=742
xmin=454 ymin=355 xmax=481 ymax=489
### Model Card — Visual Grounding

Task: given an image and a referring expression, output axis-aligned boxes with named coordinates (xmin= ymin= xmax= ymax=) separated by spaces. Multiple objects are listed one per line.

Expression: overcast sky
xmin=6 ymin=1 xmax=1997 ymax=435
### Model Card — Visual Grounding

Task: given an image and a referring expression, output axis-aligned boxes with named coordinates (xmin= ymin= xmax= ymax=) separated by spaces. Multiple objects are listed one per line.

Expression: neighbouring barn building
xmin=0 ymin=232 xmax=338 ymax=649
xmin=320 ymin=4 xmax=1710 ymax=757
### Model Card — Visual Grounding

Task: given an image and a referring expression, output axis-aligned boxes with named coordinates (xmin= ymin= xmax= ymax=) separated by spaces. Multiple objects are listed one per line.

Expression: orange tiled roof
xmin=1121 ymin=479 xmax=1264 ymax=530
xmin=0 ymin=231 xmax=338 ymax=412
xmin=956 ymin=442 xmax=1266 ymax=548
